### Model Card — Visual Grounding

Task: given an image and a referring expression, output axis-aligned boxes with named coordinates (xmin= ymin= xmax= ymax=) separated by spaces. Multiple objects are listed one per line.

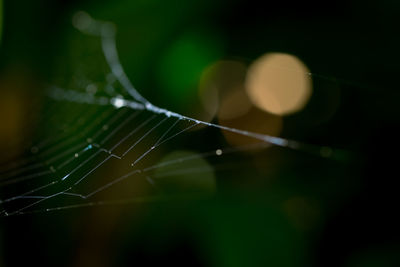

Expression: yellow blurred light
xmin=245 ymin=53 xmax=312 ymax=115
xmin=0 ymin=91 xmax=24 ymax=145
xmin=219 ymin=107 xmax=283 ymax=147
xmin=218 ymin=86 xmax=252 ymax=120
xmin=0 ymin=68 xmax=39 ymax=161
xmin=199 ymin=60 xmax=250 ymax=120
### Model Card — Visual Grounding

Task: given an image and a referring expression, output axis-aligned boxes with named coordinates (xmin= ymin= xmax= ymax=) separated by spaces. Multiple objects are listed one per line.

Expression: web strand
xmin=0 ymin=11 xmax=343 ymax=217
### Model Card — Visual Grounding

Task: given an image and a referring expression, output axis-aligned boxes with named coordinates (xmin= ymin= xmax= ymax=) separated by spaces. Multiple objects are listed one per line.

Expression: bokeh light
xmin=245 ymin=53 xmax=312 ymax=115
xmin=0 ymin=90 xmax=24 ymax=156
xmin=199 ymin=60 xmax=284 ymax=147
xmin=2 ymin=1 xmax=399 ymax=266
xmin=199 ymin=60 xmax=251 ymax=120
xmin=0 ymin=68 xmax=39 ymax=161
xmin=219 ymin=107 xmax=283 ymax=147
xmin=158 ymin=33 xmax=222 ymax=105
xmin=218 ymin=88 xmax=252 ymax=120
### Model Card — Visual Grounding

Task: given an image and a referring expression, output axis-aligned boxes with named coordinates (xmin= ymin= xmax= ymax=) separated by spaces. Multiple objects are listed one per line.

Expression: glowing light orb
xmin=199 ymin=60 xmax=251 ymax=120
xmin=245 ymin=53 xmax=312 ymax=115
xmin=111 ymin=97 xmax=125 ymax=108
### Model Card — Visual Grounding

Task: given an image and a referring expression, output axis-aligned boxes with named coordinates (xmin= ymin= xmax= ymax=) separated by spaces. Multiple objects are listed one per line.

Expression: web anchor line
xmin=0 ymin=12 xmax=344 ymax=217
xmin=71 ymin=11 xmax=328 ymax=154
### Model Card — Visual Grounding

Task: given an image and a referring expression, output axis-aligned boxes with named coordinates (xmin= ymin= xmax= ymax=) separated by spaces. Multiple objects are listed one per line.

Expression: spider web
xmin=0 ymin=11 xmax=336 ymax=217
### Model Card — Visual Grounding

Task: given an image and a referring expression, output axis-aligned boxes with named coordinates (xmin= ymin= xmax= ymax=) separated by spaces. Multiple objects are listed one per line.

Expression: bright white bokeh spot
xmin=245 ymin=53 xmax=312 ymax=115
xmin=111 ymin=97 xmax=125 ymax=108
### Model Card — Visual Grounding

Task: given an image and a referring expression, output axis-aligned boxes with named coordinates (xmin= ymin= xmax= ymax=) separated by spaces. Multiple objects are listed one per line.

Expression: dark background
xmin=1 ymin=0 xmax=400 ymax=266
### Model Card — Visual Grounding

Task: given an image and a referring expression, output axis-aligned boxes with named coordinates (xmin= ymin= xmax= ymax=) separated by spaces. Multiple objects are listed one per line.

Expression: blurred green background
xmin=1 ymin=0 xmax=400 ymax=266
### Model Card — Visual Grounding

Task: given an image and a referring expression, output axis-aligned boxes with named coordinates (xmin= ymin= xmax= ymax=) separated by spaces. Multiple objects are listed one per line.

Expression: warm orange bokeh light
xmin=245 ymin=53 xmax=312 ymax=115
xmin=199 ymin=60 xmax=251 ymax=120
